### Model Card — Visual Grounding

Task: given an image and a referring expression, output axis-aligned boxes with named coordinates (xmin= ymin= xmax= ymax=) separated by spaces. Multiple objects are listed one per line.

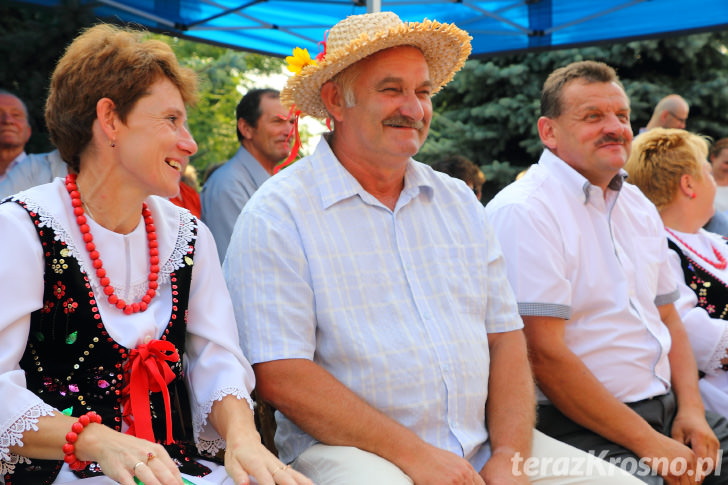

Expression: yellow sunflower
xmin=286 ymin=47 xmax=318 ymax=75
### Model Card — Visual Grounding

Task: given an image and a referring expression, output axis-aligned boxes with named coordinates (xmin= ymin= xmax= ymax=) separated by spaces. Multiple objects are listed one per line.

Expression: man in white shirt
xmin=0 ymin=90 xmax=32 ymax=182
xmin=487 ymin=60 xmax=728 ymax=484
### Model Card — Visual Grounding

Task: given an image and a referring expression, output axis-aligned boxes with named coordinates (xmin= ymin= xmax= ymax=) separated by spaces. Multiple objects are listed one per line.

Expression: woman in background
xmin=710 ymin=137 xmax=728 ymax=214
xmin=625 ymin=127 xmax=728 ymax=418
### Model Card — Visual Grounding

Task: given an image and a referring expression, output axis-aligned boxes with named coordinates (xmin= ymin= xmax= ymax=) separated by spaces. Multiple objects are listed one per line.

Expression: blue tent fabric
xmin=16 ymin=0 xmax=728 ymax=59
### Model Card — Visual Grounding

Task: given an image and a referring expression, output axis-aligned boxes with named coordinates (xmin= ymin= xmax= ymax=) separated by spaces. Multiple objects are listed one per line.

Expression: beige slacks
xmin=292 ymin=429 xmax=644 ymax=484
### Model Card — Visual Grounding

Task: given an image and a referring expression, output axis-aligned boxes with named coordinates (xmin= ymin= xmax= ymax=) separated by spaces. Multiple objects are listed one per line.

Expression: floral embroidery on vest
xmin=3 ymin=199 xmax=212 ymax=484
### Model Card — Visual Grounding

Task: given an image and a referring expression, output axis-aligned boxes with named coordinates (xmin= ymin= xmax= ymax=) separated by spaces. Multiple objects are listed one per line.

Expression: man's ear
xmin=659 ymin=109 xmax=671 ymax=125
xmin=537 ymin=116 xmax=557 ymax=151
xmin=238 ymin=117 xmax=254 ymax=140
xmin=320 ymin=81 xmax=345 ymax=122
xmin=96 ymin=97 xmax=119 ymax=141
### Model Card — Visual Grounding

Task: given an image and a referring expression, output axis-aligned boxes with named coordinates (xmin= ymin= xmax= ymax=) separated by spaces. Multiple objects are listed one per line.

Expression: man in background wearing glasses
xmin=643 ymin=93 xmax=690 ymax=132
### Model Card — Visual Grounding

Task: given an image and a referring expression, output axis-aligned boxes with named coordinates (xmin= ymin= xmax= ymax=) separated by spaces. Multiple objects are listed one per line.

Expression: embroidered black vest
xmin=668 ymin=238 xmax=728 ymax=321
xmin=668 ymin=238 xmax=728 ymax=378
xmin=4 ymin=200 xmax=214 ymax=484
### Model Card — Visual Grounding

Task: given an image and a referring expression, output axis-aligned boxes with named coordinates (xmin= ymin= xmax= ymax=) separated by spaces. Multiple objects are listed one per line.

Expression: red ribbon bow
xmin=274 ymin=30 xmax=331 ymax=174
xmin=315 ymin=30 xmax=328 ymax=62
xmin=121 ymin=339 xmax=179 ymax=444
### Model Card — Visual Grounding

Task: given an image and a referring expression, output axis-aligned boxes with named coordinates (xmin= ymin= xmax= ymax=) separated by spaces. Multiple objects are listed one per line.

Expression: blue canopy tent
xmin=14 ymin=0 xmax=728 ymax=59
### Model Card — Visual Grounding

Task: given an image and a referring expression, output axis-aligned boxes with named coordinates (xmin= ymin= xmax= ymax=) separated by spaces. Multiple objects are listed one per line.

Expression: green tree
xmin=422 ymin=31 xmax=728 ymax=202
xmin=1 ymin=1 xmax=95 ymax=153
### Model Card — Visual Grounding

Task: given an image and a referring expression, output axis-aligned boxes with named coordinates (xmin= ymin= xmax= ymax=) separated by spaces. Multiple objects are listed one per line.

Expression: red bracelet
xmin=62 ymin=411 xmax=102 ymax=471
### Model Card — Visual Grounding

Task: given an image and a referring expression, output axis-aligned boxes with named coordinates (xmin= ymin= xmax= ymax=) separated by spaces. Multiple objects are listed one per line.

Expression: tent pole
xmin=367 ymin=0 xmax=381 ymax=13
xmin=96 ymin=0 xmax=176 ymax=27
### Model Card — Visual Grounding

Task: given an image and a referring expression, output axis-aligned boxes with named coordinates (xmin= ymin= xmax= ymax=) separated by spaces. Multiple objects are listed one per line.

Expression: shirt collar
xmin=311 ymin=135 xmax=434 ymax=210
xmin=236 ymin=146 xmax=271 ymax=187
xmin=539 ymin=149 xmax=626 ymax=205
xmin=0 ymin=151 xmax=27 ymax=180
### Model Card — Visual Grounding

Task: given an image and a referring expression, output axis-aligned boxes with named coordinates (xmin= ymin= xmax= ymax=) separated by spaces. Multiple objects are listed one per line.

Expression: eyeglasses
xmin=667 ymin=111 xmax=687 ymax=124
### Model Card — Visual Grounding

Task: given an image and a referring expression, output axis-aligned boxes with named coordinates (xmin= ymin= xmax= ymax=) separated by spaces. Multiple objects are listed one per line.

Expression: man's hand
xmin=400 ymin=442 xmax=484 ymax=485
xmin=672 ymin=410 xmax=720 ymax=482
xmin=635 ymin=430 xmax=701 ymax=485
xmin=480 ymin=449 xmax=530 ymax=485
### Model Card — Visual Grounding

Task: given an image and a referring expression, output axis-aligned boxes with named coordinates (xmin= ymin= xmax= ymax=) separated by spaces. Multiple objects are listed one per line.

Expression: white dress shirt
xmin=486 ymin=149 xmax=676 ymax=403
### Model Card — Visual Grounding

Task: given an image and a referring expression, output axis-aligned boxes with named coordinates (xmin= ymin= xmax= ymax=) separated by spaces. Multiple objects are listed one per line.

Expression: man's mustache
xmin=383 ymin=116 xmax=424 ymax=130
xmin=596 ymin=134 xmax=627 ymax=145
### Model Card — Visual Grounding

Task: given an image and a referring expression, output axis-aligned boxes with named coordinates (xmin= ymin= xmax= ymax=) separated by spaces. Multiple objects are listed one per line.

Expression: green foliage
xmin=152 ymin=34 xmax=285 ymax=173
xmin=422 ymin=31 xmax=728 ymax=202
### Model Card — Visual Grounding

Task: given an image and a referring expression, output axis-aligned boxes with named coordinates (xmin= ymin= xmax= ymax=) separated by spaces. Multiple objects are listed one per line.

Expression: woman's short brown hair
xmin=625 ymin=128 xmax=709 ymax=211
xmin=710 ymin=137 xmax=728 ymax=161
xmin=46 ymin=23 xmax=198 ymax=172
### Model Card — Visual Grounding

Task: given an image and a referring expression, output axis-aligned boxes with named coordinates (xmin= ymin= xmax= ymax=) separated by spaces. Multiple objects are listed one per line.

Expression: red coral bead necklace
xmin=65 ymin=173 xmax=159 ymax=314
xmin=665 ymin=227 xmax=727 ymax=270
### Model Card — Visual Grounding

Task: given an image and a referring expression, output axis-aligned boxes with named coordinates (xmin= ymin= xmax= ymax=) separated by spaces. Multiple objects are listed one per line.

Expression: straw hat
xmin=281 ymin=11 xmax=472 ymax=119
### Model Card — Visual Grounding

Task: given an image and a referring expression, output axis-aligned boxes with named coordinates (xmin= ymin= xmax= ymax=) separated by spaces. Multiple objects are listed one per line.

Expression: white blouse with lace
xmin=666 ymin=227 xmax=728 ymax=418
xmin=0 ymin=178 xmax=254 ymax=482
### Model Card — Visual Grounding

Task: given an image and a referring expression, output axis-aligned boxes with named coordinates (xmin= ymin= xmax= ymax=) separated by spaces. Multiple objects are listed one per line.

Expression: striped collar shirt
xmin=225 ymin=137 xmax=523 ymax=468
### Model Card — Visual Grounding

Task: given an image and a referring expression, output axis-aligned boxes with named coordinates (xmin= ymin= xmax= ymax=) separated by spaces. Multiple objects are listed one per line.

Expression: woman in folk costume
xmin=626 ymin=128 xmax=728 ymax=418
xmin=0 ymin=24 xmax=311 ymax=485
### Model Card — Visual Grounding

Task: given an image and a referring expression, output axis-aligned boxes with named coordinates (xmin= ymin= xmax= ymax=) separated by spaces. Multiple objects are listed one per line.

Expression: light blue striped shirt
xmin=224 ymin=137 xmax=523 ymax=468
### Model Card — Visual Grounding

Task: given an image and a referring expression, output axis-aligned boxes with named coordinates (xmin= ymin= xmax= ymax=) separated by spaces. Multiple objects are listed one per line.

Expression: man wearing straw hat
xmin=225 ymin=12 xmax=641 ymax=485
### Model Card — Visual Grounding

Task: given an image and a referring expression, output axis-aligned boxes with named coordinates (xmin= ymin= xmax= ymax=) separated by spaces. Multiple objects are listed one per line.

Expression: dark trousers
xmin=537 ymin=392 xmax=728 ymax=484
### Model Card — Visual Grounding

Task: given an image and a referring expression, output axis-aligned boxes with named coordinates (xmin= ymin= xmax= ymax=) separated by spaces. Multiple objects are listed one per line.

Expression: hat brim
xmin=281 ymin=19 xmax=472 ymax=119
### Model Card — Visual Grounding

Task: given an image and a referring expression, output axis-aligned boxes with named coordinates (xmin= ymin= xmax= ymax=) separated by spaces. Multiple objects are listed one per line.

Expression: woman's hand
xmin=9 ymin=412 xmax=183 ymax=485
xmin=223 ymin=436 xmax=313 ymax=485
xmin=78 ymin=423 xmax=183 ymax=485
xmin=208 ymin=395 xmax=313 ymax=485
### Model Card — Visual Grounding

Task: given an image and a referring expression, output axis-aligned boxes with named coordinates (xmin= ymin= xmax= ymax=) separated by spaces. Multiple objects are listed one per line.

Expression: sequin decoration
xmin=66 ymin=331 xmax=78 ymax=344
xmin=63 ymin=299 xmax=79 ymax=314
xmin=53 ymin=281 xmax=66 ymax=299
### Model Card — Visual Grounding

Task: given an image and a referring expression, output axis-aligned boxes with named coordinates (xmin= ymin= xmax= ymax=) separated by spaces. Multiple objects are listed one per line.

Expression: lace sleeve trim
xmin=708 ymin=326 xmax=728 ymax=372
xmin=11 ymin=196 xmax=198 ymax=301
xmin=192 ymin=387 xmax=254 ymax=456
xmin=163 ymin=209 xmax=198 ymax=275
xmin=1 ymin=402 xmax=57 ymax=475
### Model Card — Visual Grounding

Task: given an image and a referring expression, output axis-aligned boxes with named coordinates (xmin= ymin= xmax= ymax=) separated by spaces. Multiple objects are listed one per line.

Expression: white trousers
xmin=292 ymin=429 xmax=644 ymax=484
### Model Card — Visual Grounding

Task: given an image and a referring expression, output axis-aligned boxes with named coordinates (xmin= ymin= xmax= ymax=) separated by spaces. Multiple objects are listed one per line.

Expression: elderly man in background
xmin=224 ymin=12 xmax=642 ymax=485
xmin=643 ymin=93 xmax=689 ymax=131
xmin=0 ymin=89 xmax=32 ymax=182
